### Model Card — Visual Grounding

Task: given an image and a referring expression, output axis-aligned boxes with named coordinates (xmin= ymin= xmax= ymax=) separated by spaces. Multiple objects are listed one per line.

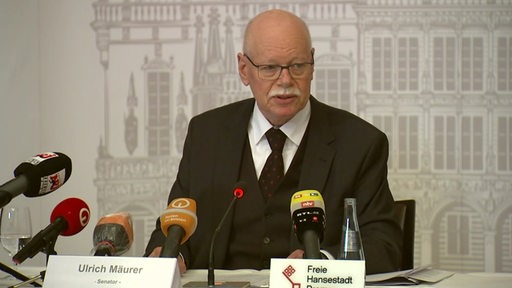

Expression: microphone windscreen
xmin=290 ymin=190 xmax=325 ymax=214
xmin=290 ymin=190 xmax=326 ymax=243
xmin=233 ymin=181 xmax=247 ymax=199
xmin=13 ymin=152 xmax=72 ymax=197
xmin=50 ymin=197 xmax=90 ymax=236
xmin=160 ymin=198 xmax=197 ymax=244
xmin=93 ymin=212 xmax=133 ymax=255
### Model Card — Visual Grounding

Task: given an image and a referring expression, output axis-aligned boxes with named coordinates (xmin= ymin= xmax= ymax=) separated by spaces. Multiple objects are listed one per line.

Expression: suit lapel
xmin=212 ymin=99 xmax=255 ymax=192
xmin=299 ymin=97 xmax=336 ymax=193
xmin=289 ymin=97 xmax=336 ymax=251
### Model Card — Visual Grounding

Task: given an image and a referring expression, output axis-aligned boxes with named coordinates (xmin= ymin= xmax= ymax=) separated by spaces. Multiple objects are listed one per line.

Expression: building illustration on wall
xmin=90 ymin=0 xmax=512 ymax=272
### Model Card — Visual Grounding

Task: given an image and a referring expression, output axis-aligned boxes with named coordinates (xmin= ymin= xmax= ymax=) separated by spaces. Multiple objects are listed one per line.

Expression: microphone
xmin=12 ymin=197 xmax=90 ymax=264
xmin=0 ymin=152 xmax=72 ymax=208
xmin=92 ymin=212 xmax=134 ymax=256
xmin=207 ymin=181 xmax=246 ymax=287
xmin=290 ymin=190 xmax=325 ymax=259
xmin=159 ymin=198 xmax=197 ymax=258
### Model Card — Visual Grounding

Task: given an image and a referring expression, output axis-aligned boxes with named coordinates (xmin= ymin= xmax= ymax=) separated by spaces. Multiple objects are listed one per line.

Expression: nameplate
xmin=43 ymin=255 xmax=180 ymax=288
xmin=269 ymin=258 xmax=365 ymax=288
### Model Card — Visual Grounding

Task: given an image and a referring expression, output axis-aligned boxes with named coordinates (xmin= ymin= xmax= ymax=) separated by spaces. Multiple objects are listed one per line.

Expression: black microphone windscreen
xmin=14 ymin=152 xmax=72 ymax=197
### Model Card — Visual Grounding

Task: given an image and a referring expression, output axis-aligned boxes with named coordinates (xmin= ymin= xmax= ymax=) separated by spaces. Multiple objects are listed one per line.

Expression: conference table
xmin=1 ymin=266 xmax=511 ymax=287
xmin=181 ymin=270 xmax=512 ymax=288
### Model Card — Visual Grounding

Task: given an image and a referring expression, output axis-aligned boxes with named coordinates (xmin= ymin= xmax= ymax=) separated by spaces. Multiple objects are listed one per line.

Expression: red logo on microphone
xmin=301 ymin=201 xmax=314 ymax=208
xmin=49 ymin=174 xmax=61 ymax=190
xmin=36 ymin=152 xmax=58 ymax=159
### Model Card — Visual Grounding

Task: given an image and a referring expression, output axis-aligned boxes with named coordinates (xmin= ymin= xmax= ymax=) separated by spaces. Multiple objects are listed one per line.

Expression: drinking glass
xmin=0 ymin=206 xmax=32 ymax=256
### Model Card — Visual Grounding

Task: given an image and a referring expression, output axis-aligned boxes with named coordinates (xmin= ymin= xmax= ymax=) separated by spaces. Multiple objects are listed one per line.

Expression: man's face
xmin=238 ymin=18 xmax=314 ymax=126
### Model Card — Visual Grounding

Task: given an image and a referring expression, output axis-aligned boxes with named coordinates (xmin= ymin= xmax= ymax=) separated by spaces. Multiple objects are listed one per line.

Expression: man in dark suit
xmin=145 ymin=9 xmax=402 ymax=275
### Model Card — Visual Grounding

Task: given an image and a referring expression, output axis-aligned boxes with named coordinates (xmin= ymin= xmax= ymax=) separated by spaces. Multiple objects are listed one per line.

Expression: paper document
xmin=365 ymin=266 xmax=454 ymax=286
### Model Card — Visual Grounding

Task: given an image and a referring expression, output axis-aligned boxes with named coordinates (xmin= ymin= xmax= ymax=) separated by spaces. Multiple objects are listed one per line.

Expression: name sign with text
xmin=42 ymin=255 xmax=180 ymax=288
xmin=269 ymin=258 xmax=365 ymax=288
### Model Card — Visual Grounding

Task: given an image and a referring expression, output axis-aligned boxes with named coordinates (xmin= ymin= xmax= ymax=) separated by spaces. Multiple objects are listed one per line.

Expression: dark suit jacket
xmin=145 ymin=96 xmax=402 ymax=274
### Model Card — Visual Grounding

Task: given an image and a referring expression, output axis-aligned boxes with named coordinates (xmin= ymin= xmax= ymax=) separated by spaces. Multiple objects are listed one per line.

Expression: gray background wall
xmin=1 ymin=0 xmax=511 ymax=273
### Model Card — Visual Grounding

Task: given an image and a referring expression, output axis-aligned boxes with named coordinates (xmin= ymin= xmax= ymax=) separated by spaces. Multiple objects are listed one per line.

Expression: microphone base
xmin=183 ymin=281 xmax=250 ymax=288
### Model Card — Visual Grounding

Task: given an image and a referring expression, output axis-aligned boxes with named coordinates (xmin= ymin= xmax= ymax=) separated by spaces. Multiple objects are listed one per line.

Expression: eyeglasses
xmin=243 ymin=54 xmax=314 ymax=80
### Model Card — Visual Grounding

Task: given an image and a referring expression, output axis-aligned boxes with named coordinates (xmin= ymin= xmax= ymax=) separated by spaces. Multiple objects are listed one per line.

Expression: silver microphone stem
xmin=8 ymin=270 xmax=45 ymax=288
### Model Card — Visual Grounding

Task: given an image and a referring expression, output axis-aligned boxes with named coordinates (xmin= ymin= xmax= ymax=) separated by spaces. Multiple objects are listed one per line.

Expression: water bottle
xmin=338 ymin=198 xmax=365 ymax=260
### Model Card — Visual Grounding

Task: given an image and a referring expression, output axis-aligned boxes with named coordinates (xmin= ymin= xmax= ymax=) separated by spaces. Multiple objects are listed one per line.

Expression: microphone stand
xmin=184 ymin=182 xmax=247 ymax=288
xmin=12 ymin=224 xmax=59 ymax=265
xmin=207 ymin=197 xmax=237 ymax=287
xmin=0 ymin=262 xmax=41 ymax=287
xmin=8 ymin=270 xmax=45 ymax=288
xmin=7 ymin=233 xmax=57 ymax=288
xmin=41 ymin=234 xmax=58 ymax=265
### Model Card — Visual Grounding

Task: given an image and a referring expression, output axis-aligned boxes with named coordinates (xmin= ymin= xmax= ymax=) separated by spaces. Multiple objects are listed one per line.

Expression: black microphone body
xmin=0 ymin=175 xmax=29 ymax=208
xmin=302 ymin=230 xmax=322 ymax=259
xmin=13 ymin=217 xmax=67 ymax=264
xmin=0 ymin=152 xmax=72 ymax=208
xmin=94 ymin=244 xmax=115 ymax=256
xmin=159 ymin=198 xmax=197 ymax=259
xmin=292 ymin=207 xmax=324 ymax=259
xmin=290 ymin=191 xmax=326 ymax=260
xmin=92 ymin=212 xmax=134 ymax=257
xmin=161 ymin=225 xmax=185 ymax=258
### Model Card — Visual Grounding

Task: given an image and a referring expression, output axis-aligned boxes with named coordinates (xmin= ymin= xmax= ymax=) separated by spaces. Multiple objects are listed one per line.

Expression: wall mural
xmin=89 ymin=0 xmax=512 ymax=272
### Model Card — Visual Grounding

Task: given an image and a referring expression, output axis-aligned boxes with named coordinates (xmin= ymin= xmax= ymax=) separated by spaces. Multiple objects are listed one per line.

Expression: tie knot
xmin=265 ymin=128 xmax=286 ymax=152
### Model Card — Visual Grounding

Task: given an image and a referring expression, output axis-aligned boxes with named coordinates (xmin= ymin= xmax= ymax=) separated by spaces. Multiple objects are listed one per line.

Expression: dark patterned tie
xmin=259 ymin=128 xmax=287 ymax=200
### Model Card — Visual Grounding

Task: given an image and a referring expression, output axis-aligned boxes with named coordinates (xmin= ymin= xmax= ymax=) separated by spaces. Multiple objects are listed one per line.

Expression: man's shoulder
xmin=311 ymin=97 xmax=386 ymax=137
xmin=192 ymin=98 xmax=254 ymax=122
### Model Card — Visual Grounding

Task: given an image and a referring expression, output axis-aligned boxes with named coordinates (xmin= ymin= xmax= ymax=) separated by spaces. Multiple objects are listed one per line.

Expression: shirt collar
xmin=249 ymin=100 xmax=311 ymax=146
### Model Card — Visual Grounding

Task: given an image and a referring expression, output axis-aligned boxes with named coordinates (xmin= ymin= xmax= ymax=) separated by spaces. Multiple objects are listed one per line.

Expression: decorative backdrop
xmin=1 ymin=0 xmax=512 ymax=273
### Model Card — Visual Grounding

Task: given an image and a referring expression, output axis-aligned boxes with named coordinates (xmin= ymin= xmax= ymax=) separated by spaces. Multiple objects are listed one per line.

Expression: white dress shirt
xmin=248 ymin=100 xmax=311 ymax=178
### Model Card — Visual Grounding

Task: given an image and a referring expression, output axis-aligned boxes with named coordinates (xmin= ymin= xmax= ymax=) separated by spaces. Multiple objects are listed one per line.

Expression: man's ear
xmin=237 ymin=53 xmax=250 ymax=86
